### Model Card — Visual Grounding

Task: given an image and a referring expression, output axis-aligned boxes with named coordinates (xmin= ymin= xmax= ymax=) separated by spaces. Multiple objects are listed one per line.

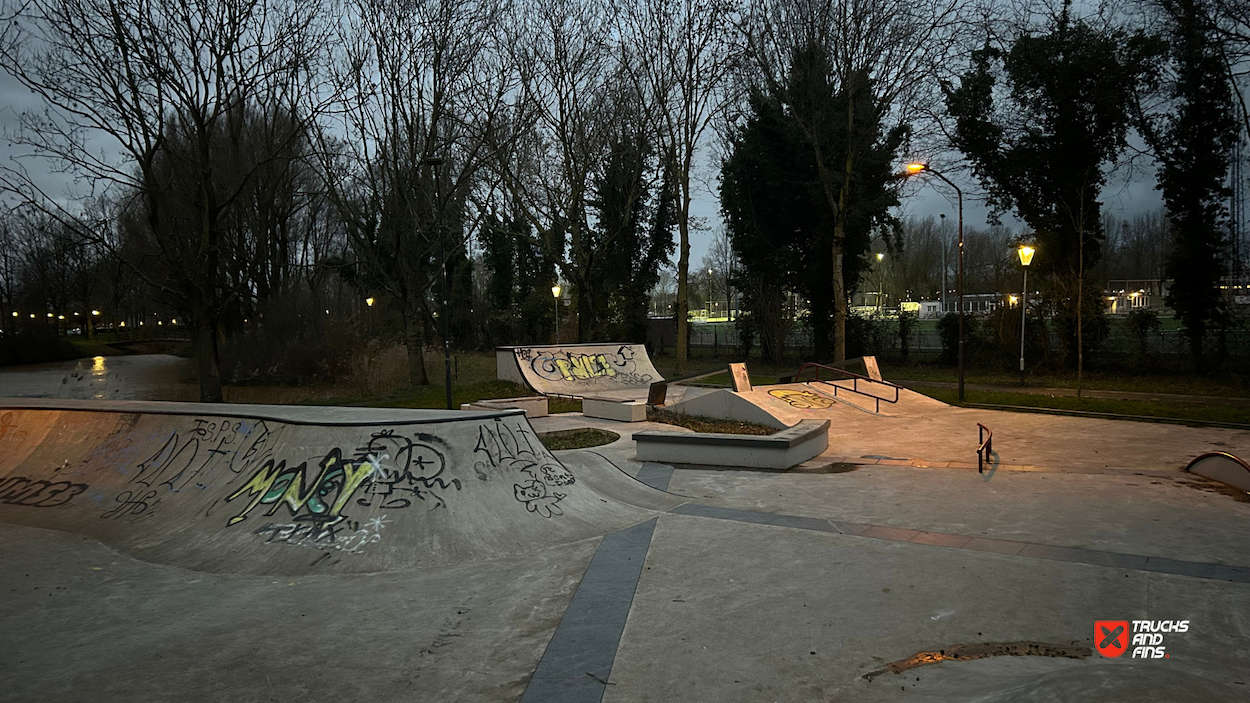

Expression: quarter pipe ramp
xmin=497 ymin=343 xmax=664 ymax=399
xmin=0 ymin=399 xmax=680 ymax=575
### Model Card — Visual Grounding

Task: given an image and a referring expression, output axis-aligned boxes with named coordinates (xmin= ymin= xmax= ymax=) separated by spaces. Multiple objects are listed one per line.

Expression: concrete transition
xmin=497 ymin=343 xmax=664 ymax=400
xmin=0 ymin=399 xmax=682 ymax=575
xmin=1185 ymin=451 xmax=1250 ymax=493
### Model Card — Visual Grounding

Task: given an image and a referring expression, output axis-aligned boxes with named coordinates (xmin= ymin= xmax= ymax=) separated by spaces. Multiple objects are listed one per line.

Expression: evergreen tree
xmin=945 ymin=5 xmax=1164 ymax=369
xmin=1149 ymin=0 xmax=1238 ymax=370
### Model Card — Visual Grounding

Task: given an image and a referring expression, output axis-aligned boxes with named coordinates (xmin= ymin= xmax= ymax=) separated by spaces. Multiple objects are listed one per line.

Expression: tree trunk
xmin=675 ymin=177 xmax=691 ymax=375
xmin=403 ymin=306 xmax=430 ymax=386
xmin=196 ymin=315 xmax=224 ymax=403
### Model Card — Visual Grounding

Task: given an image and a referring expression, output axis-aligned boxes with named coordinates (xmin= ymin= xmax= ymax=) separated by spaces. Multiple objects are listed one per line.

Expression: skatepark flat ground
xmin=2 ymin=393 xmax=1249 ymax=700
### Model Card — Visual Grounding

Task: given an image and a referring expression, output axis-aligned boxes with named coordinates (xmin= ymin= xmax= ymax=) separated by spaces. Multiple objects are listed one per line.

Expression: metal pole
xmin=957 ymin=190 xmax=964 ymax=403
xmin=1019 ymin=267 xmax=1028 ymax=385
xmin=554 ymin=293 xmax=559 ymax=344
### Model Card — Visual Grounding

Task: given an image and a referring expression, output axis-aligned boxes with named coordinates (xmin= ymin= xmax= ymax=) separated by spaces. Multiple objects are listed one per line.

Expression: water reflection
xmin=92 ymin=356 xmax=106 ymax=375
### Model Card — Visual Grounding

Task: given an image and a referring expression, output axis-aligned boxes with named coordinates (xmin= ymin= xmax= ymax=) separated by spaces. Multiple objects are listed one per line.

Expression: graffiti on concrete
xmin=0 ymin=411 xmax=27 ymax=442
xmin=0 ymin=476 xmax=88 ymax=508
xmin=474 ymin=418 xmax=575 ymax=518
xmin=253 ymin=513 xmax=387 ymax=555
xmin=524 ymin=345 xmax=653 ymax=387
xmin=100 ymin=488 xmax=159 ymax=520
xmin=768 ymin=389 xmax=836 ymax=409
xmin=224 ymin=447 xmax=375 ymax=527
xmin=130 ymin=418 xmax=274 ymax=492
xmin=352 ymin=430 xmax=461 ymax=510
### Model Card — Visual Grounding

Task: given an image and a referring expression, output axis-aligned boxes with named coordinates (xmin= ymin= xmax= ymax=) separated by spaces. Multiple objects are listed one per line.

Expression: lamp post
xmin=904 ymin=162 xmax=965 ymax=402
xmin=1017 ymin=245 xmax=1035 ymax=385
xmin=423 ymin=155 xmax=452 ymax=411
xmin=875 ymin=252 xmax=885 ymax=314
xmin=552 ymin=284 xmax=561 ymax=344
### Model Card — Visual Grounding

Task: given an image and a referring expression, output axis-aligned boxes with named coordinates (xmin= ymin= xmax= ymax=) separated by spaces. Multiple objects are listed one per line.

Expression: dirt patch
xmin=537 ymin=428 xmax=621 ymax=450
xmin=864 ymin=641 xmax=1092 ymax=680
xmin=646 ymin=408 xmax=776 ymax=435
xmin=1172 ymin=475 xmax=1250 ymax=503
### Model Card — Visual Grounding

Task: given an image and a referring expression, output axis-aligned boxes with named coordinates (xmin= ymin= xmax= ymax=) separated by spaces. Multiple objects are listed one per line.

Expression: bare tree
xmin=621 ymin=0 xmax=739 ymax=372
xmin=0 ymin=0 xmax=333 ymax=400
xmin=490 ymin=0 xmax=660 ymax=342
xmin=316 ymin=0 xmax=515 ymax=385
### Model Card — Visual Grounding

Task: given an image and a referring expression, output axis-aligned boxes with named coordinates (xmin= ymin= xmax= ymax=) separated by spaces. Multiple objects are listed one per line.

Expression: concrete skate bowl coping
xmin=497 ymin=343 xmax=663 ymax=399
xmin=0 ymin=399 xmax=680 ymax=576
xmin=1185 ymin=451 xmax=1250 ymax=492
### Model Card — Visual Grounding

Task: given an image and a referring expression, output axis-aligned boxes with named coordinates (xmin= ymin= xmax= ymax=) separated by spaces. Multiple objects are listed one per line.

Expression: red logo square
xmin=1095 ymin=620 xmax=1129 ymax=658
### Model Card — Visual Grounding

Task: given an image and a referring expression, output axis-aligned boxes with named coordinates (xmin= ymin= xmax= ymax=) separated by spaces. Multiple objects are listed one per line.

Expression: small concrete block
xmin=1143 ymin=557 xmax=1217 ymax=579
xmin=909 ymin=532 xmax=973 ymax=549
xmin=858 ymin=526 xmax=922 ymax=542
xmin=960 ymin=538 xmax=1026 ymax=555
xmin=583 ymin=398 xmax=646 ymax=422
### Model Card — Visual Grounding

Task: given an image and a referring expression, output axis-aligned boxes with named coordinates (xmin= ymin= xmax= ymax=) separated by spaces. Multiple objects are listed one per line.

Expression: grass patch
xmin=548 ymin=397 xmax=583 ymax=414
xmin=537 ymin=428 xmax=620 ymax=450
xmin=647 ymin=407 xmax=776 ymax=435
xmin=886 ymin=365 xmax=1250 ymax=397
xmin=918 ymin=387 xmax=1250 ymax=427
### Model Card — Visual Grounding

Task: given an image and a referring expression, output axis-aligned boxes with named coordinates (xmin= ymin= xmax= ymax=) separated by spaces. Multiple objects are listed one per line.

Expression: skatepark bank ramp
xmin=497 ymin=343 xmax=663 ymax=398
xmin=0 ymin=399 xmax=679 ymax=575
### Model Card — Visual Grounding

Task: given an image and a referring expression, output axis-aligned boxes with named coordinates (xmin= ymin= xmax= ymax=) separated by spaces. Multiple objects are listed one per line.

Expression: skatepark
xmin=2 ymin=346 xmax=1249 ymax=702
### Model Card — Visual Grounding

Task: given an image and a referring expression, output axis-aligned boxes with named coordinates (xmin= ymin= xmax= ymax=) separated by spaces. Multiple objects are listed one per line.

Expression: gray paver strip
xmin=634 ymin=463 xmax=674 ymax=491
xmin=670 ymin=503 xmax=1249 ymax=583
xmin=521 ymin=518 xmax=657 ymax=703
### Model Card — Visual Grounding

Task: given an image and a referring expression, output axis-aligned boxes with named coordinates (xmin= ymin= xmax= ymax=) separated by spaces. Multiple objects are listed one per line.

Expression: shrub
xmin=0 ymin=326 xmax=82 ymax=366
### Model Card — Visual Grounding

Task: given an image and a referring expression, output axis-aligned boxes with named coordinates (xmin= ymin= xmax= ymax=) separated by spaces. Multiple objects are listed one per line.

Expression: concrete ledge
xmin=461 ymin=396 xmax=549 ymax=418
xmin=634 ymin=419 xmax=830 ymax=470
xmin=583 ymin=396 xmax=646 ymax=422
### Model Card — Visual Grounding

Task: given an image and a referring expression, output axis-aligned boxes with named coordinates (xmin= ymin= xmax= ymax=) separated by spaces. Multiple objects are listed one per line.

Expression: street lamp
xmin=365 ymin=297 xmax=374 ymax=307
xmin=423 ymin=155 xmax=452 ymax=411
xmin=903 ymin=162 xmax=965 ymax=402
xmin=1017 ymin=244 xmax=1035 ymax=384
xmin=875 ymin=252 xmax=885 ymax=314
xmin=552 ymin=284 xmax=562 ymax=344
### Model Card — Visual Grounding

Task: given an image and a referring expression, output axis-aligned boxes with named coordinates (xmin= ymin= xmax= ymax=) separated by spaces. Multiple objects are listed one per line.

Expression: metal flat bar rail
xmin=977 ymin=423 xmax=993 ymax=473
xmin=792 ymin=362 xmax=901 ymax=411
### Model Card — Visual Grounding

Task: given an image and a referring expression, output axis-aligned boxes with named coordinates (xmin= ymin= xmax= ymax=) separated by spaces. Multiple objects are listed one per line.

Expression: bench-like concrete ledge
xmin=460 ymin=396 xmax=549 ymax=418
xmin=634 ymin=419 xmax=830 ymax=470
xmin=583 ymin=396 xmax=647 ymax=422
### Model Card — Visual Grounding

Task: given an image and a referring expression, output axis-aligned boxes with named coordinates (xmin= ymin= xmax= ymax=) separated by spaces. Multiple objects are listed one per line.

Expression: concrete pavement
xmin=2 ymin=395 xmax=1248 ymax=701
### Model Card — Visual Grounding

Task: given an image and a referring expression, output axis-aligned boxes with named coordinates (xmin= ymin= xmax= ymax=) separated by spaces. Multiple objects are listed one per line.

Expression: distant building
xmin=1105 ymin=279 xmax=1169 ymax=315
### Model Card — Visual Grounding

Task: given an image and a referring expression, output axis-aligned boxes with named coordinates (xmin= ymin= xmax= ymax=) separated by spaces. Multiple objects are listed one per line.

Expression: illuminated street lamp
xmin=552 ymin=284 xmax=562 ymax=344
xmin=365 ymin=297 xmax=374 ymax=307
xmin=1018 ymin=244 xmax=1036 ymax=384
xmin=903 ymin=162 xmax=966 ymax=401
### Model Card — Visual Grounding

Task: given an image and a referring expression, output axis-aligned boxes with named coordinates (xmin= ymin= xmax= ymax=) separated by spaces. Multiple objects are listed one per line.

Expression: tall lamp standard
xmin=904 ymin=162 xmax=965 ymax=402
xmin=552 ymin=284 xmax=562 ymax=344
xmin=1017 ymin=245 xmax=1035 ymax=385
xmin=423 ymin=155 xmax=453 ymax=410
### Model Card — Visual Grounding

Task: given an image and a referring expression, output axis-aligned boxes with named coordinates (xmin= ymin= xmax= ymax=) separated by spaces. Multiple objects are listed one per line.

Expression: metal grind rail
xmin=790 ymin=362 xmax=902 ymax=413
xmin=977 ymin=423 xmax=993 ymax=473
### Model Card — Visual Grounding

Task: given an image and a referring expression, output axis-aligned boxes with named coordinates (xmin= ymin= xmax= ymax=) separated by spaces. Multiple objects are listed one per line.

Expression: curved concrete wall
xmin=497 ymin=343 xmax=663 ymax=397
xmin=0 ymin=400 xmax=670 ymax=575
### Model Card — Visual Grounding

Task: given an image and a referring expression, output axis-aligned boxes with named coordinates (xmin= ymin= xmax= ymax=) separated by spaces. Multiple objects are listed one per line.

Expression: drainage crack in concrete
xmin=862 ymin=641 xmax=1093 ymax=681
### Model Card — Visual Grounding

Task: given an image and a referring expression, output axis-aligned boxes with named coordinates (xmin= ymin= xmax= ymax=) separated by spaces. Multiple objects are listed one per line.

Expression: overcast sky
xmin=0 ymin=65 xmax=1170 ymax=270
